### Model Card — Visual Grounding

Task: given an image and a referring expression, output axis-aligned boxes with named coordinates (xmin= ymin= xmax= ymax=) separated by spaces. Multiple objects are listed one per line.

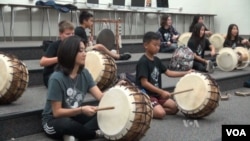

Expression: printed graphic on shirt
xmin=164 ymin=33 xmax=170 ymax=42
xmin=232 ymin=42 xmax=236 ymax=48
xmin=151 ymin=67 xmax=159 ymax=87
xmin=197 ymin=44 xmax=202 ymax=55
xmin=66 ymin=87 xmax=83 ymax=108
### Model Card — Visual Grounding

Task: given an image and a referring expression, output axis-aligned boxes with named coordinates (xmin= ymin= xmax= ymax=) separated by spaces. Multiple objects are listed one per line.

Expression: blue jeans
xmin=160 ymin=43 xmax=178 ymax=53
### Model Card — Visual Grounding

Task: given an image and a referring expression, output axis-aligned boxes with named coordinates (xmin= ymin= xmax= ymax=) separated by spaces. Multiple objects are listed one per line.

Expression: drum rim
xmin=216 ymin=48 xmax=238 ymax=71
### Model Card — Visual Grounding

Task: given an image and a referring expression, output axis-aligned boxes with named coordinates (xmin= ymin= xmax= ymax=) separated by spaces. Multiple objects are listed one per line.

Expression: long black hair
xmin=190 ymin=23 xmax=206 ymax=48
xmin=225 ymin=24 xmax=239 ymax=41
xmin=160 ymin=14 xmax=171 ymax=27
xmin=189 ymin=14 xmax=202 ymax=32
xmin=56 ymin=36 xmax=83 ymax=75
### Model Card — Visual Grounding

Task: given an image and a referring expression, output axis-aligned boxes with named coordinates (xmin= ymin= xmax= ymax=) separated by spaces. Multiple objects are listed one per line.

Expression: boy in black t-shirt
xmin=40 ymin=20 xmax=74 ymax=87
xmin=75 ymin=10 xmax=131 ymax=60
xmin=136 ymin=31 xmax=193 ymax=119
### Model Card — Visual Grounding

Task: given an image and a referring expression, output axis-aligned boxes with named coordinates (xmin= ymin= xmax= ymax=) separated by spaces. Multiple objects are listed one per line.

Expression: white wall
xmin=211 ymin=0 xmax=250 ymax=35
xmin=169 ymin=0 xmax=213 ymax=14
xmin=0 ymin=0 xmax=249 ymax=39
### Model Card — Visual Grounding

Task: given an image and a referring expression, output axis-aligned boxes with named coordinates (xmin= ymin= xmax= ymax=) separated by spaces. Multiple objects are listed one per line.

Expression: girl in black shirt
xmin=223 ymin=24 xmax=250 ymax=48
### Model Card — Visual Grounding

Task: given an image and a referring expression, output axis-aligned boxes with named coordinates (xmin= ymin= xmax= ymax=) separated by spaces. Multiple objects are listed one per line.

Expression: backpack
xmin=168 ymin=45 xmax=194 ymax=71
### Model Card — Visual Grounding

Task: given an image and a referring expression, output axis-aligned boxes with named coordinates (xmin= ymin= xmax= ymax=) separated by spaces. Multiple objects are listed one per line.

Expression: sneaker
xmin=118 ymin=53 xmax=131 ymax=60
xmin=205 ymin=60 xmax=214 ymax=73
xmin=220 ymin=93 xmax=230 ymax=101
xmin=95 ymin=129 xmax=105 ymax=138
xmin=235 ymin=91 xmax=250 ymax=96
xmin=63 ymin=135 xmax=77 ymax=141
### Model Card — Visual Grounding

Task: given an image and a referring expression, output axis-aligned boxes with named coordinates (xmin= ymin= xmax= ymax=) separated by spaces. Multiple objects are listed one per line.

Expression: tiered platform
xmin=1 ymin=40 xmax=250 ymax=141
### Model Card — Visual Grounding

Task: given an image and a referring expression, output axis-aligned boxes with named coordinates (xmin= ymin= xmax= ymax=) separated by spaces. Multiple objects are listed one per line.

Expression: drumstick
xmin=96 ymin=106 xmax=115 ymax=111
xmin=170 ymin=88 xmax=194 ymax=96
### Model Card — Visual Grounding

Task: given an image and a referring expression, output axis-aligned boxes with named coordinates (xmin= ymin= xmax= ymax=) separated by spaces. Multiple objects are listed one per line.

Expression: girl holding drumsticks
xmin=42 ymin=36 xmax=125 ymax=140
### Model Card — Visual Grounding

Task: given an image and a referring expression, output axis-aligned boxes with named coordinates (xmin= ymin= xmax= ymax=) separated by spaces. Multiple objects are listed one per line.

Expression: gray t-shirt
xmin=42 ymin=68 xmax=95 ymax=125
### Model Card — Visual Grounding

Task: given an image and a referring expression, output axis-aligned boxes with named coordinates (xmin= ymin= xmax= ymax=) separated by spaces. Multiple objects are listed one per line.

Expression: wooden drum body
xmin=97 ymin=84 xmax=153 ymax=140
xmin=0 ymin=53 xmax=29 ymax=104
xmin=85 ymin=50 xmax=117 ymax=91
xmin=173 ymin=72 xmax=220 ymax=118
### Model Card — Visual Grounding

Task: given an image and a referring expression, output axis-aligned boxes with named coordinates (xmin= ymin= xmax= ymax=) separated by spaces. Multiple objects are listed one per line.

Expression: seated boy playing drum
xmin=135 ymin=32 xmax=193 ymax=119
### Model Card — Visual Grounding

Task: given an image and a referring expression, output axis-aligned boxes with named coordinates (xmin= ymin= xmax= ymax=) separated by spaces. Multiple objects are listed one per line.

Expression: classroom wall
xmin=0 ymin=0 xmax=249 ymax=39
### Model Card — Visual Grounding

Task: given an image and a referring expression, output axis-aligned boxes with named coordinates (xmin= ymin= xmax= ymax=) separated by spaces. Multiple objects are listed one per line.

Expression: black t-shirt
xmin=74 ymin=26 xmax=88 ymax=45
xmin=135 ymin=55 xmax=167 ymax=97
xmin=188 ymin=37 xmax=210 ymax=58
xmin=157 ymin=26 xmax=179 ymax=43
xmin=43 ymin=40 xmax=61 ymax=79
xmin=223 ymin=36 xmax=244 ymax=48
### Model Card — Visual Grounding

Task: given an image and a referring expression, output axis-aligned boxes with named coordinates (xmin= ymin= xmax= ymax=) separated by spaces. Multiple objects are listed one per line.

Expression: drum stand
xmin=90 ymin=19 xmax=122 ymax=54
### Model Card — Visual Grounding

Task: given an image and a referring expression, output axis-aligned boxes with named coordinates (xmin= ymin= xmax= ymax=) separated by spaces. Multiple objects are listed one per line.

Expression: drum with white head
xmin=85 ymin=50 xmax=117 ymax=91
xmin=177 ymin=32 xmax=192 ymax=47
xmin=173 ymin=72 xmax=220 ymax=118
xmin=0 ymin=53 xmax=29 ymax=104
xmin=97 ymin=83 xmax=153 ymax=140
xmin=216 ymin=47 xmax=249 ymax=71
xmin=209 ymin=33 xmax=225 ymax=53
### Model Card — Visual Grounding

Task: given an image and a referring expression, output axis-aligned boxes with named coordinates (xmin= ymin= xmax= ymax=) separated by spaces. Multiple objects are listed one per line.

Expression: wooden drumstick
xmin=96 ymin=106 xmax=115 ymax=111
xmin=170 ymin=88 xmax=194 ymax=96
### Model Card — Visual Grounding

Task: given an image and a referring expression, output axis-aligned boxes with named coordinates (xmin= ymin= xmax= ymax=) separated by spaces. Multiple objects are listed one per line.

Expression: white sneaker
xmin=63 ymin=135 xmax=77 ymax=141
xmin=206 ymin=60 xmax=214 ymax=73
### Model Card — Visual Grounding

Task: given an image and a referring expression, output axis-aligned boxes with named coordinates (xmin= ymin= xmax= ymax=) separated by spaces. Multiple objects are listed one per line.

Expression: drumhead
xmin=209 ymin=33 xmax=224 ymax=52
xmin=97 ymin=85 xmax=135 ymax=140
xmin=96 ymin=28 xmax=115 ymax=50
xmin=174 ymin=72 xmax=212 ymax=113
xmin=0 ymin=54 xmax=13 ymax=95
xmin=216 ymin=48 xmax=238 ymax=71
xmin=85 ymin=51 xmax=105 ymax=83
xmin=177 ymin=32 xmax=191 ymax=47
xmin=234 ymin=47 xmax=250 ymax=69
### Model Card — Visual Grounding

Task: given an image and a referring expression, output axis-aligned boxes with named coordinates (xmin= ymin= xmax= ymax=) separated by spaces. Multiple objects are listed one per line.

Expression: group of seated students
xmin=40 ymin=11 xmax=131 ymax=88
xmin=40 ymin=11 xmax=250 ymax=141
xmin=156 ymin=14 xmax=250 ymax=73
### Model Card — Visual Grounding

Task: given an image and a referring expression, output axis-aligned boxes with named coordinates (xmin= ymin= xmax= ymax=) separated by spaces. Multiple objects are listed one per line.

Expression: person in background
xmin=75 ymin=10 xmax=131 ymax=60
xmin=187 ymin=23 xmax=216 ymax=73
xmin=223 ymin=24 xmax=250 ymax=48
xmin=40 ymin=20 xmax=74 ymax=88
xmin=156 ymin=14 xmax=180 ymax=53
xmin=136 ymin=31 xmax=193 ymax=119
xmin=189 ymin=14 xmax=212 ymax=36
